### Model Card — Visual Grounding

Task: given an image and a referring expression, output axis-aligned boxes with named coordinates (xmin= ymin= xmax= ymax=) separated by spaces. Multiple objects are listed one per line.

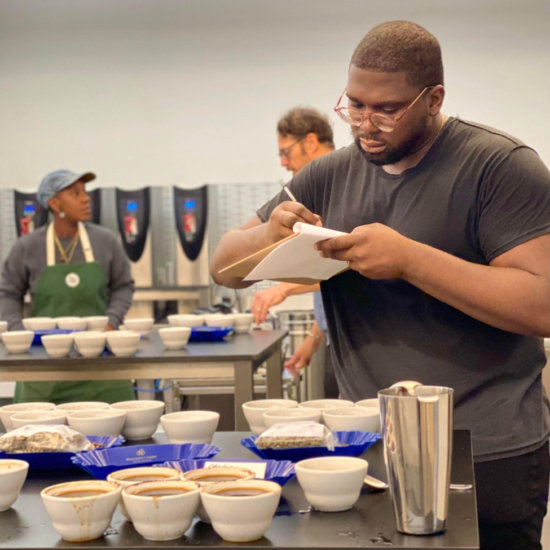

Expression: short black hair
xmin=351 ymin=21 xmax=443 ymax=89
xmin=277 ymin=108 xmax=335 ymax=149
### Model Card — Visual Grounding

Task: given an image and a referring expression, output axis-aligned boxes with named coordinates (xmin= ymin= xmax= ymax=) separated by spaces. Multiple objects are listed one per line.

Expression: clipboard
xmin=219 ymin=222 xmax=349 ymax=284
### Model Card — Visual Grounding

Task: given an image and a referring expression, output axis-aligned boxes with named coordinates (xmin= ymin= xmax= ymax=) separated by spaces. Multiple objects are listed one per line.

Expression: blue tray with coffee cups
xmin=0 ymin=435 xmax=124 ymax=470
xmin=32 ymin=329 xmax=84 ymax=346
xmin=240 ymin=431 xmax=381 ymax=462
xmin=158 ymin=458 xmax=296 ymax=486
xmin=189 ymin=326 xmax=234 ymax=342
xmin=71 ymin=443 xmax=221 ymax=479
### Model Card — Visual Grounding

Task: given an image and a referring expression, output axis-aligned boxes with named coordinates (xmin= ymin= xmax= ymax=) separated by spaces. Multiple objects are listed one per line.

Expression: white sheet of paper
xmin=203 ymin=461 xmax=268 ymax=478
xmin=244 ymin=222 xmax=349 ymax=282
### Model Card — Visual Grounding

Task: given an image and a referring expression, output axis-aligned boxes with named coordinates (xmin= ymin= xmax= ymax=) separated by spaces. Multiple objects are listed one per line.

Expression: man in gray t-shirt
xmin=211 ymin=21 xmax=550 ymax=550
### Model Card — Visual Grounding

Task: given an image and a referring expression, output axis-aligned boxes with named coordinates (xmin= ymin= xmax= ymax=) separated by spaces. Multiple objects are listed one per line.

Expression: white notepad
xmin=219 ymin=222 xmax=349 ymax=284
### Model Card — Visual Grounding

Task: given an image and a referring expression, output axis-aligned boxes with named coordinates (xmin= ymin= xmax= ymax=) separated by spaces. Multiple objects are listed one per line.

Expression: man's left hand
xmin=315 ymin=223 xmax=416 ymax=280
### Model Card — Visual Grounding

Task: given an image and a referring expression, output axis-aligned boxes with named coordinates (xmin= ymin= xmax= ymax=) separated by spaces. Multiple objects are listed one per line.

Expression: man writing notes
xmin=211 ymin=21 xmax=550 ymax=550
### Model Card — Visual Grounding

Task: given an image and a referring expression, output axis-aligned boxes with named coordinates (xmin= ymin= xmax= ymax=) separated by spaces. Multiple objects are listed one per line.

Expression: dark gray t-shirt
xmin=257 ymin=117 xmax=550 ymax=462
xmin=0 ymin=223 xmax=134 ymax=330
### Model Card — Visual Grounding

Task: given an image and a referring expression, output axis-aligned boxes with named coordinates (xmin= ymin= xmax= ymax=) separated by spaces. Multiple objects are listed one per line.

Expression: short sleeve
xmin=478 ymin=147 xmax=550 ymax=262
xmin=256 ymin=161 xmax=318 ymax=223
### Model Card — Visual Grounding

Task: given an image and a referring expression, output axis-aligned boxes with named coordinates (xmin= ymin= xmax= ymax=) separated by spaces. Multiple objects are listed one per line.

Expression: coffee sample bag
xmin=256 ymin=421 xmax=336 ymax=450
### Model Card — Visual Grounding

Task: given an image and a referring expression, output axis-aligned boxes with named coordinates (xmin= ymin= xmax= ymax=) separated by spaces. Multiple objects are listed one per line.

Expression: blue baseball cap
xmin=37 ymin=169 xmax=96 ymax=208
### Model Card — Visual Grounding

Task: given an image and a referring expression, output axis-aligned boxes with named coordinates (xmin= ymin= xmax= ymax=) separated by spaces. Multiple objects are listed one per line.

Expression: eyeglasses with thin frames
xmin=334 ymin=86 xmax=434 ymax=132
xmin=278 ymin=136 xmax=307 ymax=159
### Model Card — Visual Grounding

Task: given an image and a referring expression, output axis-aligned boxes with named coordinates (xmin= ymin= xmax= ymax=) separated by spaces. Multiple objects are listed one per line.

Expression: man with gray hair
xmin=211 ymin=21 xmax=550 ymax=549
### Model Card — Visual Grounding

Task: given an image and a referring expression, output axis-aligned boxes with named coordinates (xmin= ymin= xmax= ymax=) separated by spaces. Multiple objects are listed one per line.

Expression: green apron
xmin=14 ymin=223 xmax=135 ymax=404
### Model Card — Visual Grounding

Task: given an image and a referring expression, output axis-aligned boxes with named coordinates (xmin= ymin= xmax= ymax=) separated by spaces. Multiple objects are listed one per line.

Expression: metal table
xmin=0 ymin=431 xmax=479 ymax=549
xmin=0 ymin=330 xmax=287 ymax=429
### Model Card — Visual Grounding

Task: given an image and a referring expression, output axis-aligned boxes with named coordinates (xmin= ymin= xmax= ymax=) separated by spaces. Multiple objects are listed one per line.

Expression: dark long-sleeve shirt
xmin=0 ymin=223 xmax=134 ymax=330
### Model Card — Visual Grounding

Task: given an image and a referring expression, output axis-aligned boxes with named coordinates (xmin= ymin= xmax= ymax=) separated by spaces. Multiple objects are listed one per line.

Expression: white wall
xmin=0 ymin=0 xmax=548 ymax=191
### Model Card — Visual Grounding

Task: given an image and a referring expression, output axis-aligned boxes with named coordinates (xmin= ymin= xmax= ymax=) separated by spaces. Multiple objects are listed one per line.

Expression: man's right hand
xmin=264 ymin=201 xmax=322 ymax=245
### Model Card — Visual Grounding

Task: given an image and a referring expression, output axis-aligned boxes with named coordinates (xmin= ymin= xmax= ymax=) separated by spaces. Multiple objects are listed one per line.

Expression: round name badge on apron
xmin=65 ymin=272 xmax=81 ymax=288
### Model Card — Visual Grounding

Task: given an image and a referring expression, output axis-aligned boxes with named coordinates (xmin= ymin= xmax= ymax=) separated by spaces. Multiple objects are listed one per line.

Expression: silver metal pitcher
xmin=378 ymin=382 xmax=454 ymax=535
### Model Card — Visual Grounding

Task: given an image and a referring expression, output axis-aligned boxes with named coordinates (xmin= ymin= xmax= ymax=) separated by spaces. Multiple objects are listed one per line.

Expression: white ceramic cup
xmin=122 ymin=480 xmax=200 ymax=541
xmin=0 ymin=459 xmax=29 ymax=511
xmin=158 ymin=327 xmax=191 ymax=349
xmin=73 ymin=331 xmax=107 ymax=358
xmin=106 ymin=331 xmax=141 ymax=357
xmin=203 ymin=314 xmax=235 ymax=327
xmin=22 ymin=317 xmax=57 ymax=331
xmin=123 ymin=318 xmax=154 ymax=337
xmin=182 ymin=467 xmax=256 ymax=523
xmin=295 ymin=456 xmax=368 ymax=512
xmin=0 ymin=402 xmax=56 ymax=431
xmin=10 ymin=410 xmax=68 ymax=429
xmin=355 ymin=398 xmax=380 ymax=410
xmin=242 ymin=399 xmax=299 ymax=435
xmin=67 ymin=409 xmax=126 ymax=437
xmin=84 ymin=316 xmax=109 ymax=332
xmin=56 ymin=402 xmax=110 ymax=412
xmin=299 ymin=399 xmax=355 ymax=412
xmin=262 ymin=407 xmax=322 ymax=429
xmin=0 ymin=321 xmax=8 ymax=334
xmin=41 ymin=334 xmax=74 ymax=359
xmin=110 ymin=400 xmax=164 ymax=441
xmin=323 ymin=407 xmax=381 ymax=432
xmin=2 ymin=331 xmax=34 ymax=354
xmin=160 ymin=411 xmax=220 ymax=444
xmin=107 ymin=467 xmax=181 ymax=521
xmin=55 ymin=317 xmax=88 ymax=331
xmin=232 ymin=313 xmax=254 ymax=334
xmin=41 ymin=480 xmax=121 ymax=542
xmin=201 ymin=480 xmax=281 ymax=542
xmin=167 ymin=314 xmax=204 ymax=328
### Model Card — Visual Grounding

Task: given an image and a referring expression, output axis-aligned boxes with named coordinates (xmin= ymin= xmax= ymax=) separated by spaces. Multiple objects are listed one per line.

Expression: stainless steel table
xmin=0 ymin=430 xmax=479 ymax=549
xmin=0 ymin=330 xmax=287 ymax=429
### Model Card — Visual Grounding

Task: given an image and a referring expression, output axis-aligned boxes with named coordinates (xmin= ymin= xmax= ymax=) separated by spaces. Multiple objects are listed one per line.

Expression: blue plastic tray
xmin=159 ymin=458 xmax=296 ymax=486
xmin=72 ymin=443 xmax=220 ymax=479
xmin=241 ymin=431 xmax=381 ymax=462
xmin=32 ymin=329 xmax=84 ymax=346
xmin=0 ymin=435 xmax=124 ymax=470
xmin=190 ymin=326 xmax=234 ymax=342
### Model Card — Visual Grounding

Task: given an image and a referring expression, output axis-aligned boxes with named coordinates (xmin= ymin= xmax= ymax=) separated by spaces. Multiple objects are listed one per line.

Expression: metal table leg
xmin=135 ymin=379 xmax=154 ymax=400
xmin=265 ymin=344 xmax=283 ymax=399
xmin=233 ymin=360 xmax=254 ymax=430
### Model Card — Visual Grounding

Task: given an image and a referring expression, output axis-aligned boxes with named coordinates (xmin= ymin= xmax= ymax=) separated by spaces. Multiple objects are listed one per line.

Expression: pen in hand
xmin=279 ymin=180 xmax=323 ymax=226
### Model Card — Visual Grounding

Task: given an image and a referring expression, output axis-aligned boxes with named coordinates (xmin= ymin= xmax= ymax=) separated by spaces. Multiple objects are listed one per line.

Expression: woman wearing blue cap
xmin=0 ymin=170 xmax=136 ymax=403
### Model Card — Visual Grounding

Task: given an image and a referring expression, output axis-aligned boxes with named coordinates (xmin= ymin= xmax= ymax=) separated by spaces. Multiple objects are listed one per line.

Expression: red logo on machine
xmin=124 ymin=215 xmax=139 ymax=243
xmin=183 ymin=213 xmax=197 ymax=237
xmin=20 ymin=202 xmax=36 ymax=235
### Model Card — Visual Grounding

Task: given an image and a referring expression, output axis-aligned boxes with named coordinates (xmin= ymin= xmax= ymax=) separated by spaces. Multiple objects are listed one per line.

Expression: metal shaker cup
xmin=378 ymin=383 xmax=454 ymax=535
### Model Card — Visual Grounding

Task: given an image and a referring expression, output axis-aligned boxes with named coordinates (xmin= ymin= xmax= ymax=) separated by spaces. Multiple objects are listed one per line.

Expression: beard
xmin=353 ymin=116 xmax=431 ymax=166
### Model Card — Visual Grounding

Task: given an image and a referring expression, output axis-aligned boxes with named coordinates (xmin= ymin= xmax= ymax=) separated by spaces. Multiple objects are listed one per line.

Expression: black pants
xmin=475 ymin=441 xmax=549 ymax=550
xmin=323 ymin=345 xmax=340 ymax=399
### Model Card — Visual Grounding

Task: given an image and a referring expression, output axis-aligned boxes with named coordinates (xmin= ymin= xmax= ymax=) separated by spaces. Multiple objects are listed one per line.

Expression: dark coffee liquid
xmin=54 ymin=489 xmax=111 ymax=498
xmin=135 ymin=488 xmax=189 ymax=497
xmin=197 ymin=475 xmax=243 ymax=482
xmin=213 ymin=488 xmax=272 ymax=497
xmin=121 ymin=474 xmax=173 ymax=482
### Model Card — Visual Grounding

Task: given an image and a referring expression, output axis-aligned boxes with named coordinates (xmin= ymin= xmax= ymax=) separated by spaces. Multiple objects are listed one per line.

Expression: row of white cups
xmin=0 ymin=401 xmax=220 ymax=442
xmin=0 ymin=396 xmax=382 ymax=543
xmin=242 ymin=397 xmax=382 ymax=434
xmin=2 ymin=453 xmax=371 ymax=543
xmin=0 ymin=398 xmax=381 ymax=441
xmin=0 ymin=312 xmax=254 ymax=357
